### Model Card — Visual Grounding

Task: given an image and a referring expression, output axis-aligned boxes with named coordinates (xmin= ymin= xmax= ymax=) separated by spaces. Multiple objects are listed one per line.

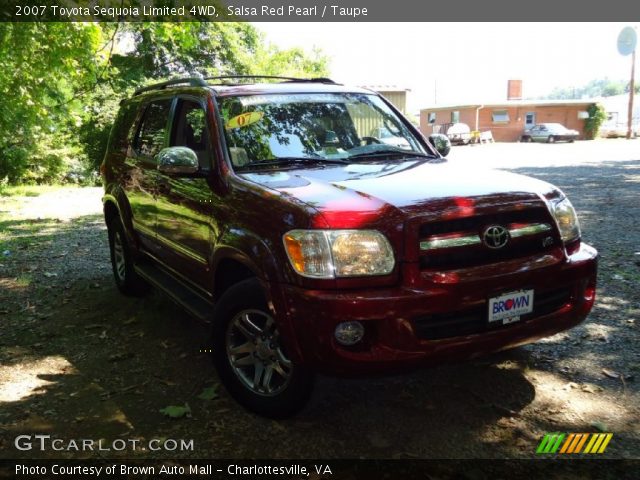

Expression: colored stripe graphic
xmin=573 ymin=433 xmax=589 ymax=453
xmin=584 ymin=433 xmax=613 ymax=454
xmin=536 ymin=433 xmax=565 ymax=454
xmin=538 ymin=433 xmax=613 ymax=454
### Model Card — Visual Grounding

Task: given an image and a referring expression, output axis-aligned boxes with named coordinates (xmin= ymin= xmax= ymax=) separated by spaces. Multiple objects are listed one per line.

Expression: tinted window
xmin=134 ymin=99 xmax=172 ymax=157
xmin=218 ymin=93 xmax=425 ymax=168
xmin=171 ymin=99 xmax=210 ymax=167
xmin=107 ymin=102 xmax=138 ymax=154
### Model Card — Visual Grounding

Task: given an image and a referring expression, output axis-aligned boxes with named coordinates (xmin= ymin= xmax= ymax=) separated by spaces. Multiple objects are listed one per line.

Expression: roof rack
xmin=203 ymin=75 xmax=336 ymax=85
xmin=133 ymin=77 xmax=207 ymax=96
xmin=132 ymin=75 xmax=337 ymax=96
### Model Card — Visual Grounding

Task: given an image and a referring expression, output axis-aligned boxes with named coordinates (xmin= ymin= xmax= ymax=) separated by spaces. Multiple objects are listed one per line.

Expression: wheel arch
xmin=213 ymin=255 xmax=260 ymax=301
xmin=103 ymin=190 xmax=136 ymax=246
xmin=211 ymin=235 xmax=303 ymax=345
xmin=103 ymin=196 xmax=120 ymax=225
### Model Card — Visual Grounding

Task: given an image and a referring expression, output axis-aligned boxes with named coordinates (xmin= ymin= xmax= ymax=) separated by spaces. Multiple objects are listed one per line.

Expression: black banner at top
xmin=2 ymin=0 xmax=640 ymax=22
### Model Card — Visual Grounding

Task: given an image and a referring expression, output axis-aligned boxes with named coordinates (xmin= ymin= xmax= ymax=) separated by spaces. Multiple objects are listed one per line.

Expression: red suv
xmin=102 ymin=76 xmax=598 ymax=417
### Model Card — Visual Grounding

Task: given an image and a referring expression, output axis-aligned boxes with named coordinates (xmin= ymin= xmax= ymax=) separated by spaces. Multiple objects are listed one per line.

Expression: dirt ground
xmin=0 ymin=140 xmax=638 ymax=461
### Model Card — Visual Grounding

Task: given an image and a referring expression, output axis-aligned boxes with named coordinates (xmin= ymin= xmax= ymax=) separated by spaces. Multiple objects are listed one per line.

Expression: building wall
xmin=379 ymin=91 xmax=407 ymax=113
xmin=420 ymin=104 xmax=592 ymax=142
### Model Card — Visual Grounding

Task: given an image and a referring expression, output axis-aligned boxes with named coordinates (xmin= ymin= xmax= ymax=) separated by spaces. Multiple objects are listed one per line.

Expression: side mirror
xmin=157 ymin=147 xmax=199 ymax=175
xmin=428 ymin=133 xmax=451 ymax=157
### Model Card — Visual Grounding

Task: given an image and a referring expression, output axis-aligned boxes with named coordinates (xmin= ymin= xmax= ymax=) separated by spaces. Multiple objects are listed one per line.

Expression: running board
xmin=134 ymin=263 xmax=214 ymax=322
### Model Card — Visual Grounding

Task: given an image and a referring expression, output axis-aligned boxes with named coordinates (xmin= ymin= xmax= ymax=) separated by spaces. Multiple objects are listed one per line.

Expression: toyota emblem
xmin=482 ymin=225 xmax=509 ymax=249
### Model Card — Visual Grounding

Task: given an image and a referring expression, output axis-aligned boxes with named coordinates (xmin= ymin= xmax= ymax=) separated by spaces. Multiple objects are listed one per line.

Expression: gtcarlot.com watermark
xmin=14 ymin=434 xmax=194 ymax=452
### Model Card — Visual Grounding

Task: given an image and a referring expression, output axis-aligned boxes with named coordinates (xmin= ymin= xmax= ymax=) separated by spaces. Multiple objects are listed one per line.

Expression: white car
xmin=521 ymin=123 xmax=579 ymax=143
xmin=446 ymin=122 xmax=472 ymax=145
xmin=600 ymin=123 xmax=639 ymax=138
xmin=369 ymin=126 xmax=411 ymax=149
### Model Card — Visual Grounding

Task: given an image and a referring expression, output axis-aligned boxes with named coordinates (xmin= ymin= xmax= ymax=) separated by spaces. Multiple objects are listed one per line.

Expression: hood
xmin=239 ymin=160 xmax=556 ymax=227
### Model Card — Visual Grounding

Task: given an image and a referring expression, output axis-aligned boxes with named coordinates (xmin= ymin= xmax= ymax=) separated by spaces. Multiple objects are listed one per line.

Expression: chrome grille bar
xmin=420 ymin=223 xmax=553 ymax=251
xmin=508 ymin=223 xmax=552 ymax=238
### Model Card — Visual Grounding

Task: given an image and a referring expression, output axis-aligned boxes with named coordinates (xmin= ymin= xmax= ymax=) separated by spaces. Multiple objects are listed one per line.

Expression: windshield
xmin=217 ymin=93 xmax=428 ymax=169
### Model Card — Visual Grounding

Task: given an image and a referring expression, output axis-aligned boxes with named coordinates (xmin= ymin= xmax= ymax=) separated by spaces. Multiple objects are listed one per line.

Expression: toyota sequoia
xmin=102 ymin=76 xmax=598 ymax=418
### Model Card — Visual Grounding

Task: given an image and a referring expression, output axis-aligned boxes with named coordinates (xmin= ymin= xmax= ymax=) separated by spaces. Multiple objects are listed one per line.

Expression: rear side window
xmin=170 ymin=99 xmax=211 ymax=168
xmin=108 ymin=102 xmax=138 ymax=154
xmin=134 ymin=99 xmax=172 ymax=157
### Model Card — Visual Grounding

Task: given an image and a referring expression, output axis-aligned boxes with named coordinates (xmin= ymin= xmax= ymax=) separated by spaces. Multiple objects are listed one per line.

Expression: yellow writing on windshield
xmin=226 ymin=111 xmax=264 ymax=129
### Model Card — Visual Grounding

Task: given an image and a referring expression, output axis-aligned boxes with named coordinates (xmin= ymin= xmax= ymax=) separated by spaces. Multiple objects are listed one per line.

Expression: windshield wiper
xmin=237 ymin=157 xmax=349 ymax=170
xmin=348 ymin=150 xmax=436 ymax=161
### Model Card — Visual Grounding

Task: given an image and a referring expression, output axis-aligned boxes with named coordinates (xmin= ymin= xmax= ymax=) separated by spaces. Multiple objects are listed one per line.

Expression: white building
xmin=597 ymin=94 xmax=640 ymax=127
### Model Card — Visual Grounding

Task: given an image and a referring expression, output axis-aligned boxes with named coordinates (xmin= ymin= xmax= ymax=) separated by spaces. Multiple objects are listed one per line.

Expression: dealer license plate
xmin=488 ymin=289 xmax=534 ymax=324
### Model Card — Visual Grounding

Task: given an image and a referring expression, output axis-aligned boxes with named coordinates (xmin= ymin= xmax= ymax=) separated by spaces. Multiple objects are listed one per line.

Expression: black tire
xmin=521 ymin=136 xmax=532 ymax=143
xmin=547 ymin=135 xmax=555 ymax=143
xmin=107 ymin=216 xmax=148 ymax=296
xmin=211 ymin=278 xmax=314 ymax=418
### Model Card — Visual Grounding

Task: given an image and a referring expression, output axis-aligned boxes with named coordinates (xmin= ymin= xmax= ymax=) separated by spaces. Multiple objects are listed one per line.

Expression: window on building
xmin=428 ymin=112 xmax=436 ymax=124
xmin=492 ymin=110 xmax=510 ymax=123
xmin=451 ymin=111 xmax=460 ymax=123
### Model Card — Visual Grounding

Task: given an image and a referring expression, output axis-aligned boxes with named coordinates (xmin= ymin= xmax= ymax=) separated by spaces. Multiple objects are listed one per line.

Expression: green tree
xmin=0 ymin=21 xmax=329 ymax=183
xmin=0 ymin=23 xmax=102 ymax=183
xmin=544 ymin=78 xmax=631 ymax=100
xmin=252 ymin=46 xmax=329 ymax=78
xmin=81 ymin=23 xmax=329 ymax=171
xmin=584 ymin=103 xmax=607 ymax=140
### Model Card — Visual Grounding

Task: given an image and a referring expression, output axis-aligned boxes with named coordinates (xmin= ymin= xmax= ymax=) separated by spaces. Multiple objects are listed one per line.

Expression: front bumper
xmin=269 ymin=243 xmax=598 ymax=376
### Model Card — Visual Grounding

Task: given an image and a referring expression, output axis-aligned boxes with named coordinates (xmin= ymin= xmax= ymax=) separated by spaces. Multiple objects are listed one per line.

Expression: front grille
xmin=419 ymin=208 xmax=557 ymax=270
xmin=413 ymin=287 xmax=572 ymax=341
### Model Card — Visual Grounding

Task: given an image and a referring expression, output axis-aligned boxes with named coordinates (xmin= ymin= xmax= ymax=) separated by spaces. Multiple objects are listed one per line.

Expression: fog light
xmin=334 ymin=321 xmax=365 ymax=346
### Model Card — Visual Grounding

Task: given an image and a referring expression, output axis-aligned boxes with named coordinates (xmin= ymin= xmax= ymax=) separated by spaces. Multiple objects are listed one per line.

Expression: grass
xmin=0 ymin=184 xmax=78 ymax=197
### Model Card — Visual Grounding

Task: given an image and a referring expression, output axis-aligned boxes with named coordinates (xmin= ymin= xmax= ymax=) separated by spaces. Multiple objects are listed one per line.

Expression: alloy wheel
xmin=113 ymin=231 xmax=126 ymax=282
xmin=226 ymin=309 xmax=293 ymax=396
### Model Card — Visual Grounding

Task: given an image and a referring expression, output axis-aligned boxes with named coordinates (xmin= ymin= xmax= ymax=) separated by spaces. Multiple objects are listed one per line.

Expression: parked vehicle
xmin=521 ymin=123 xmax=579 ymax=143
xmin=102 ymin=76 xmax=598 ymax=418
xmin=368 ymin=126 xmax=411 ymax=149
xmin=600 ymin=122 xmax=640 ymax=138
xmin=599 ymin=122 xmax=628 ymax=138
xmin=446 ymin=122 xmax=472 ymax=145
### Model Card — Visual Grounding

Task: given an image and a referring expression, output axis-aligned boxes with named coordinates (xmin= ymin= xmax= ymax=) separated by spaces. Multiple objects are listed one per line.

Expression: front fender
xmin=212 ymin=228 xmax=283 ymax=285
xmin=211 ymin=234 xmax=307 ymax=363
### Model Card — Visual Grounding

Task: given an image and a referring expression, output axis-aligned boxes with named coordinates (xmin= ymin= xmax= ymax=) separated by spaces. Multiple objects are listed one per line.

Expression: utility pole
xmin=627 ymin=47 xmax=635 ymax=139
xmin=617 ymin=26 xmax=637 ymax=139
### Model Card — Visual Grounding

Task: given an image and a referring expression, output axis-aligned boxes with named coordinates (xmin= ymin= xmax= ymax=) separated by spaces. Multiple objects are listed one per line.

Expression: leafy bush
xmin=0 ymin=147 xmax=30 ymax=184
xmin=584 ymin=103 xmax=607 ymax=140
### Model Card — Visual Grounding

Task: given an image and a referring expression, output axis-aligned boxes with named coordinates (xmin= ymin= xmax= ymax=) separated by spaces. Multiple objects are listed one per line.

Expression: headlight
xmin=283 ymin=229 xmax=395 ymax=279
xmin=550 ymin=196 xmax=580 ymax=243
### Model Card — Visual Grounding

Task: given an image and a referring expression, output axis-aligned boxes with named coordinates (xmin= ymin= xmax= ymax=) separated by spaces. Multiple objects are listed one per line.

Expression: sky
xmin=254 ymin=23 xmax=636 ymax=113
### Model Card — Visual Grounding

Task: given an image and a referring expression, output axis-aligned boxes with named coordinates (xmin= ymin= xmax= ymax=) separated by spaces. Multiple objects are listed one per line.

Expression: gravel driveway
xmin=0 ymin=140 xmax=638 ymax=461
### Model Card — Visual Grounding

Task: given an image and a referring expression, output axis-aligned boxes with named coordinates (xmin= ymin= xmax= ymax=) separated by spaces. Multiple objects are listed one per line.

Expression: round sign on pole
xmin=617 ymin=26 xmax=637 ymax=56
